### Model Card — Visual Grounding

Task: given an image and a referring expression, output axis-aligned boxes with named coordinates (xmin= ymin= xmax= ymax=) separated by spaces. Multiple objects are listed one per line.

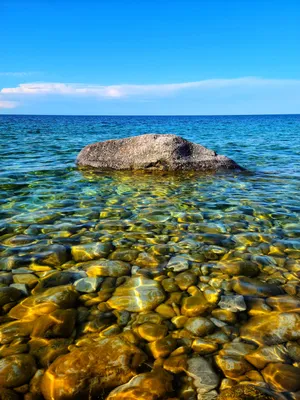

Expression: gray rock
xmin=167 ymin=255 xmax=189 ymax=272
xmin=218 ymin=295 xmax=247 ymax=312
xmin=74 ymin=277 xmax=103 ymax=293
xmin=186 ymin=356 xmax=220 ymax=395
xmin=76 ymin=134 xmax=242 ymax=172
xmin=10 ymin=283 xmax=28 ymax=296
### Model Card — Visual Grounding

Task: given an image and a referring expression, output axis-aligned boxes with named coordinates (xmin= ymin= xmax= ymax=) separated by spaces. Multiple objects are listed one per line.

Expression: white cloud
xmin=2 ymin=77 xmax=300 ymax=99
xmin=0 ymin=100 xmax=18 ymax=109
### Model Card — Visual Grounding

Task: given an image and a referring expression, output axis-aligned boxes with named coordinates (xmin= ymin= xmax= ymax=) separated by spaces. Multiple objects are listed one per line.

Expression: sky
xmin=0 ymin=0 xmax=300 ymax=115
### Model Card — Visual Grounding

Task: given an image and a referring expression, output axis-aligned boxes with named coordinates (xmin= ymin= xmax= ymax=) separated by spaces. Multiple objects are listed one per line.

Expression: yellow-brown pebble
xmin=137 ymin=323 xmax=168 ymax=342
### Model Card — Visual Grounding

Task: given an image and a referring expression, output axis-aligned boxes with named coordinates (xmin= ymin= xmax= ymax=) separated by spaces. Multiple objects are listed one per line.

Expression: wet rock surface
xmin=76 ymin=134 xmax=242 ymax=171
xmin=0 ymin=168 xmax=299 ymax=400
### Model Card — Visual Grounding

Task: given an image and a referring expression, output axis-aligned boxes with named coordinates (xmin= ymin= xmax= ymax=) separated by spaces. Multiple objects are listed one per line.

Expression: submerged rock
xmin=218 ymin=385 xmax=276 ymax=400
xmin=107 ymin=276 xmax=166 ymax=312
xmin=41 ymin=335 xmax=147 ymax=400
xmin=0 ymin=354 xmax=36 ymax=388
xmin=76 ymin=134 xmax=242 ymax=171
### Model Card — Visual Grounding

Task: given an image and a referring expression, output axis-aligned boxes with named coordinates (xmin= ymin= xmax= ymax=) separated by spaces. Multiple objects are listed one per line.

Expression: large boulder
xmin=76 ymin=134 xmax=242 ymax=171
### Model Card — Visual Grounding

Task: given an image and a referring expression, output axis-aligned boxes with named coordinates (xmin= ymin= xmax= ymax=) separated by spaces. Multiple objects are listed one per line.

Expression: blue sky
xmin=1 ymin=0 xmax=300 ymax=115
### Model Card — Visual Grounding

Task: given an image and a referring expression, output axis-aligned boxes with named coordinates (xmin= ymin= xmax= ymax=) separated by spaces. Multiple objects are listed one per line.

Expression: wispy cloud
xmin=1 ymin=77 xmax=300 ymax=100
xmin=0 ymin=71 xmax=38 ymax=77
xmin=0 ymin=100 xmax=19 ymax=109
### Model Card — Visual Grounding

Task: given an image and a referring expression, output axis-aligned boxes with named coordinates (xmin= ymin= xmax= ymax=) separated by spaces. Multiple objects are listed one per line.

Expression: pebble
xmin=218 ymin=295 xmax=247 ymax=312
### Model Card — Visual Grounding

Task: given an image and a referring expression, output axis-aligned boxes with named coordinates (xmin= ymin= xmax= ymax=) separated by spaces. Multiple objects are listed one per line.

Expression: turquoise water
xmin=0 ymin=115 xmax=299 ymax=399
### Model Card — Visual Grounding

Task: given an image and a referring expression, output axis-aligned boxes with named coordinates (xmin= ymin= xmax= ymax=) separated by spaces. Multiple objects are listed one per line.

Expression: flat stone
xmin=245 ymin=345 xmax=290 ymax=369
xmin=148 ymin=336 xmax=177 ymax=359
xmin=74 ymin=277 xmax=103 ymax=293
xmin=106 ymin=368 xmax=173 ymax=400
xmin=9 ymin=283 xmax=28 ymax=296
xmin=218 ymin=295 xmax=247 ymax=312
xmin=232 ymin=277 xmax=284 ymax=297
xmin=137 ymin=322 xmax=168 ymax=342
xmin=71 ymin=242 xmax=113 ymax=262
xmin=219 ymin=260 xmax=259 ymax=277
xmin=29 ymin=337 xmax=73 ymax=368
xmin=184 ymin=317 xmax=215 ymax=336
xmin=41 ymin=335 xmax=147 ymax=400
xmin=167 ymin=256 xmax=190 ymax=272
xmin=191 ymin=339 xmax=218 ymax=355
xmin=76 ymin=134 xmax=242 ymax=172
xmin=0 ymin=320 xmax=33 ymax=344
xmin=0 ymin=354 xmax=36 ymax=388
xmin=31 ymin=308 xmax=77 ymax=338
xmin=240 ymin=312 xmax=300 ymax=345
xmin=107 ymin=277 xmax=165 ymax=312
xmin=262 ymin=362 xmax=300 ymax=392
xmin=266 ymin=294 xmax=300 ymax=312
xmin=181 ymin=292 xmax=211 ymax=317
xmin=218 ymin=385 xmax=276 ymax=400
xmin=8 ymin=285 xmax=78 ymax=320
xmin=185 ymin=356 xmax=219 ymax=394
xmin=175 ymin=271 xmax=197 ymax=290
xmin=82 ymin=260 xmax=131 ymax=277
xmin=0 ymin=287 xmax=22 ymax=307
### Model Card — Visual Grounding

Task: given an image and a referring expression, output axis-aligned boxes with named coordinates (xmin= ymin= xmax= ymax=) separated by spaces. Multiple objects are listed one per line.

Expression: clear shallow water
xmin=0 ymin=115 xmax=299 ymax=400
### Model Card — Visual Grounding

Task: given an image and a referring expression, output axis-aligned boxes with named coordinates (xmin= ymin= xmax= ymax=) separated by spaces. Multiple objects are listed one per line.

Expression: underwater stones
xmin=219 ymin=260 xmax=259 ymax=277
xmin=167 ymin=256 xmax=190 ymax=272
xmin=215 ymin=354 xmax=253 ymax=380
xmin=107 ymin=277 xmax=166 ymax=312
xmin=266 ymin=294 xmax=300 ymax=312
xmin=106 ymin=369 xmax=173 ymax=400
xmin=71 ymin=242 xmax=113 ymax=262
xmin=184 ymin=317 xmax=215 ymax=336
xmin=0 ymin=354 xmax=36 ymax=388
xmin=262 ymin=363 xmax=300 ymax=392
xmin=218 ymin=385 xmax=276 ymax=400
xmin=31 ymin=308 xmax=76 ymax=338
xmin=83 ymin=260 xmax=131 ymax=277
xmin=175 ymin=271 xmax=197 ymax=290
xmin=29 ymin=338 xmax=73 ymax=368
xmin=35 ymin=244 xmax=68 ymax=267
xmin=148 ymin=336 xmax=177 ymax=359
xmin=0 ymin=320 xmax=33 ymax=344
xmin=135 ymin=252 xmax=162 ymax=268
xmin=181 ymin=292 xmax=211 ymax=317
xmin=191 ymin=339 xmax=218 ymax=355
xmin=232 ymin=277 xmax=285 ymax=297
xmin=245 ymin=345 xmax=290 ymax=369
xmin=240 ymin=312 xmax=300 ymax=345
xmin=12 ymin=274 xmax=38 ymax=288
xmin=74 ymin=276 xmax=103 ymax=293
xmin=0 ymin=287 xmax=22 ymax=307
xmin=8 ymin=285 xmax=78 ymax=320
xmin=186 ymin=356 xmax=220 ymax=395
xmin=76 ymin=134 xmax=242 ymax=172
xmin=218 ymin=295 xmax=247 ymax=312
xmin=137 ymin=322 xmax=168 ymax=342
xmin=40 ymin=336 xmax=147 ymax=400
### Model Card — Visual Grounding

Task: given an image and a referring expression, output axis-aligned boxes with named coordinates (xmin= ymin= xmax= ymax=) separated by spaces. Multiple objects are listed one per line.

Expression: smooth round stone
xmin=8 ymin=285 xmax=78 ymax=320
xmin=240 ymin=312 xmax=300 ymax=345
xmin=106 ymin=368 xmax=173 ymax=400
xmin=83 ymin=260 xmax=131 ymax=278
xmin=29 ymin=338 xmax=73 ymax=368
xmin=203 ymin=287 xmax=221 ymax=304
xmin=215 ymin=354 xmax=253 ymax=379
xmin=266 ymin=295 xmax=300 ymax=312
xmin=218 ymin=295 xmax=247 ymax=312
xmin=245 ymin=345 xmax=290 ymax=369
xmin=171 ymin=316 xmax=188 ymax=328
xmin=136 ymin=312 xmax=163 ymax=325
xmin=110 ymin=249 xmax=139 ymax=262
xmin=184 ymin=317 xmax=215 ymax=336
xmin=167 ymin=256 xmax=190 ymax=272
xmin=211 ymin=309 xmax=237 ymax=324
xmin=163 ymin=354 xmax=188 ymax=374
xmin=232 ymin=277 xmax=284 ymax=297
xmin=191 ymin=339 xmax=218 ymax=355
xmin=0 ymin=354 xmax=36 ymax=388
xmin=218 ymin=385 xmax=276 ymax=400
xmin=0 ymin=273 xmax=13 ymax=285
xmin=219 ymin=260 xmax=259 ymax=277
xmin=155 ymin=303 xmax=176 ymax=319
xmin=41 ymin=336 xmax=147 ymax=400
xmin=9 ymin=283 xmax=28 ymax=296
xmin=107 ymin=277 xmax=166 ymax=312
xmin=181 ymin=292 xmax=211 ymax=317
xmin=186 ymin=356 xmax=220 ymax=395
xmin=31 ymin=308 xmax=77 ymax=338
xmin=74 ymin=277 xmax=103 ymax=293
xmin=0 ymin=287 xmax=22 ymax=307
xmin=137 ymin=322 xmax=168 ymax=342
xmin=148 ymin=336 xmax=177 ymax=359
xmin=161 ymin=278 xmax=180 ymax=293
xmin=32 ymin=271 xmax=76 ymax=293
xmin=262 ymin=363 xmax=300 ymax=392
xmin=71 ymin=242 xmax=113 ymax=262
xmin=0 ymin=320 xmax=33 ymax=344
xmin=135 ymin=252 xmax=162 ymax=268
xmin=34 ymin=244 xmax=68 ymax=267
xmin=287 ymin=342 xmax=300 ymax=362
xmin=175 ymin=271 xmax=197 ymax=290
